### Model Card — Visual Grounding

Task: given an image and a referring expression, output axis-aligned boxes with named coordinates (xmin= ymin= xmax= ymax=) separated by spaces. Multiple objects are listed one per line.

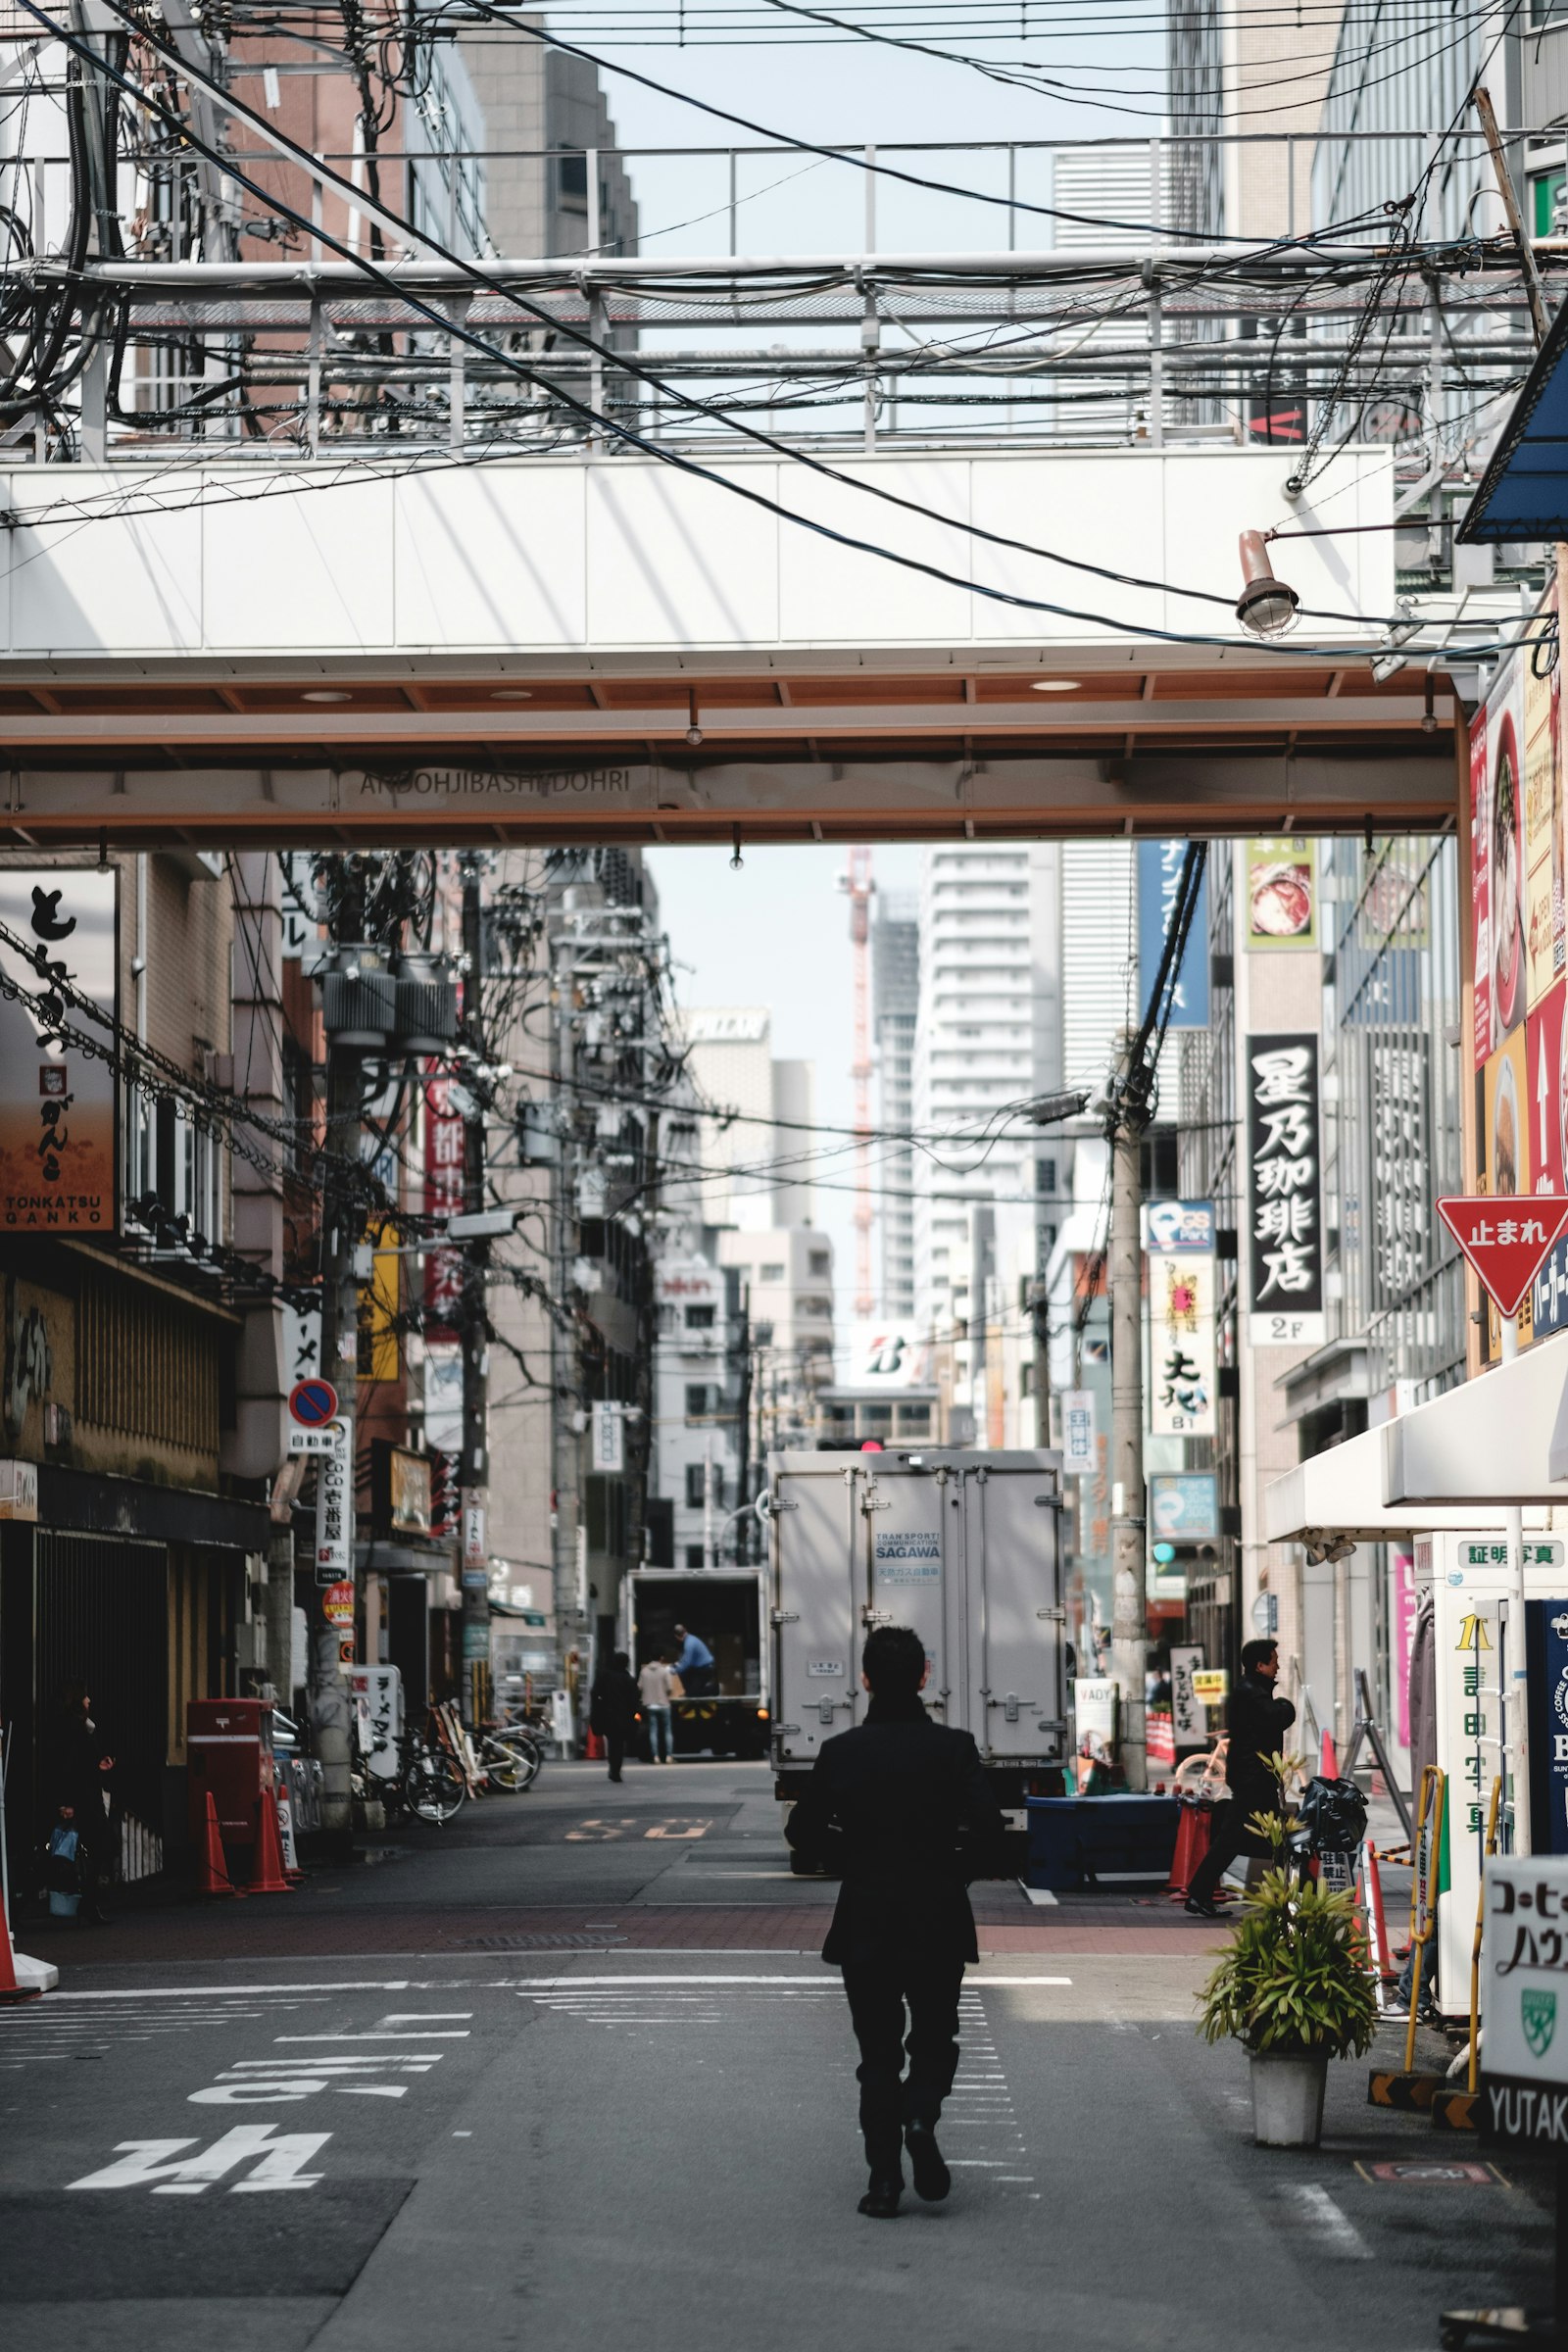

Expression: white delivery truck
xmin=766 ymin=1448 xmax=1068 ymax=1821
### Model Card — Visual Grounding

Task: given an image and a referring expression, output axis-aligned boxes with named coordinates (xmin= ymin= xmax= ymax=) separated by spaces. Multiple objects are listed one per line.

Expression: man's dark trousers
xmin=843 ymin=1954 xmax=965 ymax=2169
xmin=1184 ymin=1796 xmax=1264 ymax=1906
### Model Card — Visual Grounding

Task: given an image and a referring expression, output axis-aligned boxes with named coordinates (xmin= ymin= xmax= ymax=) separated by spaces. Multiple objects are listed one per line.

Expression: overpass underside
xmin=0 ymin=671 xmax=1455 ymax=848
xmin=0 ymin=449 xmax=1456 ymax=844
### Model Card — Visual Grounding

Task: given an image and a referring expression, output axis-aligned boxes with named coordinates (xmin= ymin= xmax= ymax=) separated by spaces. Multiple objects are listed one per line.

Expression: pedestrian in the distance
xmin=671 ymin=1622 xmax=715 ymax=1696
xmin=785 ymin=1624 xmax=1006 ymax=2221
xmin=47 ymin=1681 xmax=115 ymax=1925
xmin=639 ymin=1652 xmax=677 ymax=1764
xmin=1184 ymin=1638 xmax=1297 ymax=1918
xmin=589 ymin=1650 xmax=641 ymax=1784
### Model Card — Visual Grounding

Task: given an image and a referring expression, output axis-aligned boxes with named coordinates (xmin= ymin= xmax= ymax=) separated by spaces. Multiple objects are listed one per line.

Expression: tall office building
xmin=872 ymin=892 xmax=919 ymax=1323
xmin=679 ymin=1006 xmax=816 ymax=1232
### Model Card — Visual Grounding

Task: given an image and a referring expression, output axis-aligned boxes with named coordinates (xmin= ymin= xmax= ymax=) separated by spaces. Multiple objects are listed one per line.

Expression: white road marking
xmin=1288 ymin=2184 xmax=1372 ymax=2259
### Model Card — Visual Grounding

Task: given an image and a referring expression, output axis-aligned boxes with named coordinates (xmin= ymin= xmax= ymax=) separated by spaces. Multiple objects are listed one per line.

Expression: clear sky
xmin=646 ymin=842 xmax=921 ymax=1313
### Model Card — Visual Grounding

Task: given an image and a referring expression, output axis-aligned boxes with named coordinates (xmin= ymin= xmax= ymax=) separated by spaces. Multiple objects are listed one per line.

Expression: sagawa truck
xmin=766 ymin=1448 xmax=1068 ymax=1814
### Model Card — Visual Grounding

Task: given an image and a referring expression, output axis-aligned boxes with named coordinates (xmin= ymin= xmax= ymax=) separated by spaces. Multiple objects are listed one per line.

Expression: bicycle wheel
xmin=489 ymin=1729 xmax=542 ymax=1789
xmin=408 ymin=1753 xmax=466 ymax=1825
xmin=481 ymin=1741 xmax=528 ymax=1793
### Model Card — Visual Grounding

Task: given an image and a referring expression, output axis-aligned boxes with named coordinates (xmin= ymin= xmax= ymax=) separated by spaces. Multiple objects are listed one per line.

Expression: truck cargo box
xmin=767 ymin=1449 xmax=1066 ymax=1801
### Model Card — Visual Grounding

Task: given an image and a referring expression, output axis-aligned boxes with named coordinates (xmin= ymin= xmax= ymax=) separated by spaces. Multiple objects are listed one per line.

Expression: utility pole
xmin=459 ymin=854 xmax=491 ymax=1728
xmin=1031 ymin=1287 xmax=1052 ymax=1450
xmin=313 ymin=905 xmax=367 ymax=1848
xmin=1108 ymin=1081 xmax=1149 ymax=1793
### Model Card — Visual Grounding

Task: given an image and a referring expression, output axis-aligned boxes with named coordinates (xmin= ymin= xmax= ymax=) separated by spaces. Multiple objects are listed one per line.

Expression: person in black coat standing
xmin=589 ymin=1650 xmax=641 ymax=1785
xmin=785 ymin=1624 xmax=1007 ymax=2221
xmin=46 ymin=1681 xmax=115 ymax=1924
xmin=1184 ymin=1638 xmax=1297 ymax=1917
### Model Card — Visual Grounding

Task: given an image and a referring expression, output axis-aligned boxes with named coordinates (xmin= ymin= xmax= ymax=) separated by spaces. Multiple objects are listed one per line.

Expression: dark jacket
xmin=47 ymin=1707 xmax=110 ymax=1843
xmin=784 ymin=1697 xmax=1008 ymax=1968
xmin=589 ymin=1667 xmax=640 ymax=1740
xmin=1225 ymin=1673 xmax=1296 ymax=1807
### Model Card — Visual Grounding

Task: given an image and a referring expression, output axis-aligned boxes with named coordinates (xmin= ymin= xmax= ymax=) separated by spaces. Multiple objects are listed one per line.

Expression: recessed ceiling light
xmin=491 ymin=688 xmax=533 ymax=700
xmin=302 ymin=689 xmax=351 ymax=703
xmin=1030 ymin=678 xmax=1080 ymax=693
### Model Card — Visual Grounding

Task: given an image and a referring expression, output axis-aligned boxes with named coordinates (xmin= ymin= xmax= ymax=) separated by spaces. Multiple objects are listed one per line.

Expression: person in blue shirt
xmin=672 ymin=1623 xmax=715 ymax=1695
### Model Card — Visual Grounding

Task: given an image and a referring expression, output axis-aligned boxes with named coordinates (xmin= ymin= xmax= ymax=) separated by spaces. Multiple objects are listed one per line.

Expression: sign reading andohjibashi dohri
xmin=1245 ymin=1033 xmax=1326 ymax=1348
xmin=0 ymin=870 xmax=118 ymax=1234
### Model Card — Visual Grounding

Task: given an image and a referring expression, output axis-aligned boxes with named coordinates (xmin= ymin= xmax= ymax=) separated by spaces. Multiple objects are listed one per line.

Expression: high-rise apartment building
xmin=872 ymin=892 xmax=919 ymax=1323
xmin=910 ymin=845 xmax=1061 ymax=1345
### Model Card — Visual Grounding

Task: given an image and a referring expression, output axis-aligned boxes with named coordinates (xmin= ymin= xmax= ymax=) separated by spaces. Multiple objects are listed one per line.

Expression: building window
xmin=808 ymin=1249 xmax=831 ymax=1277
xmin=684 ymin=1461 xmax=709 ymax=1508
xmin=896 ymin=1404 xmax=931 ymax=1435
xmin=685 ymin=1545 xmax=706 ymax=1570
xmin=1037 ymin=1157 xmax=1057 ymax=1194
xmin=685 ymin=1384 xmax=718 ymax=1421
xmin=685 ymin=1303 xmax=715 ymax=1330
xmin=760 ymin=1262 xmax=786 ymax=1283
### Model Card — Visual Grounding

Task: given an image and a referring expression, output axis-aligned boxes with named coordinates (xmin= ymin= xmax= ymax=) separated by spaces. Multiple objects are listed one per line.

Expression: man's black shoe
xmin=1185 ymin=1895 xmax=1221 ymax=1918
xmin=905 ymin=2121 xmax=951 ymax=2203
xmin=858 ymin=2173 xmax=903 ymax=2220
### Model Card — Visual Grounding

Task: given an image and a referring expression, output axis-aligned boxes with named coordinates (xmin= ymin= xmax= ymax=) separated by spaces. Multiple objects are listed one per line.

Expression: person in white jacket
xmin=638 ymin=1655 xmax=678 ymax=1764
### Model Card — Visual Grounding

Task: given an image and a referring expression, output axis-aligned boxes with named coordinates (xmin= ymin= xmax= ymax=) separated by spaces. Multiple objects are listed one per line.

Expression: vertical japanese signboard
xmin=1366 ymin=1040 xmax=1430 ymax=1312
xmin=1472 ymin=578 xmax=1568 ymax=1351
xmin=1527 ymin=1599 xmax=1568 ymax=1858
xmin=1246 ymin=1035 xmax=1325 ymax=1347
xmin=1061 ymin=1388 xmax=1097 ymax=1475
xmin=1145 ymin=1199 xmax=1217 ymax=1438
xmin=1137 ymin=840 xmax=1208 ymax=1028
xmin=315 ymin=1418 xmax=353 ymax=1582
xmin=0 ymin=870 xmax=118 ymax=1234
xmin=423 ymin=1065 xmax=465 ymax=1532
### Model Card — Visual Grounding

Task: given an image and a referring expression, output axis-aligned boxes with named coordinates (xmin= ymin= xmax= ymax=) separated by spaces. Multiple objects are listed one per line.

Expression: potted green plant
xmin=1195 ymin=1757 xmax=1378 ymax=2148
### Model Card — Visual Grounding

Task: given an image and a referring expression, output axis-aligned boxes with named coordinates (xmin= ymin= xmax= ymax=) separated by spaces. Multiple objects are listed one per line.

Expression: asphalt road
xmin=2 ymin=1761 xmax=1554 ymax=2351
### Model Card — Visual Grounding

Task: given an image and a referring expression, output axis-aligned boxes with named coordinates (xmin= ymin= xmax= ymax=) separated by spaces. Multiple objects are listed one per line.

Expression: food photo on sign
xmin=1245 ymin=838 xmax=1317 ymax=950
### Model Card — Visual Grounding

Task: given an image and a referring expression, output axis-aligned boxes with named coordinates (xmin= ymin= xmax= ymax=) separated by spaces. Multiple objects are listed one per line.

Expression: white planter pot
xmin=1249 ymin=2048 xmax=1329 ymax=2147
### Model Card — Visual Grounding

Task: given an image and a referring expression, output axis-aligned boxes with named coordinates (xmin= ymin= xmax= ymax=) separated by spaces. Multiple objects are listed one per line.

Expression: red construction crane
xmin=840 ymin=845 xmax=875 ymax=1320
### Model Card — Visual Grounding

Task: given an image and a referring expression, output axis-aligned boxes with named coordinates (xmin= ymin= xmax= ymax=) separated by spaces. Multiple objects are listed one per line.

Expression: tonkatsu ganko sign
xmin=0 ymin=868 xmax=118 ymax=1234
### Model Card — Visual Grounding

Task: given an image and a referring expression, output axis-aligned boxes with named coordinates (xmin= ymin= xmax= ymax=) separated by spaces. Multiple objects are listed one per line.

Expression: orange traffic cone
xmin=196 ymin=1788 xmax=243 ymax=1898
xmin=1166 ymin=1799 xmax=1213 ymax=1899
xmin=247 ymin=1786 xmax=293 ymax=1895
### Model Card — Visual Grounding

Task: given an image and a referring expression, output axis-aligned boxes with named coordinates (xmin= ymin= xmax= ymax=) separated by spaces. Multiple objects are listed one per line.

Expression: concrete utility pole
xmin=1031 ymin=1287 xmax=1052 ymax=1451
xmin=1108 ymin=1088 xmax=1149 ymax=1792
xmin=460 ymin=855 xmax=491 ymax=1728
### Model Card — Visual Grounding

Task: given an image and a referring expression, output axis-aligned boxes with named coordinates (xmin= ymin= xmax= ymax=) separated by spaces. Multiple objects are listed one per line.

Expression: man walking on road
xmin=639 ymin=1652 xmax=677 ymax=1763
xmin=589 ymin=1650 xmax=641 ymax=1785
xmin=785 ymin=1624 xmax=1006 ymax=2221
xmin=1184 ymin=1638 xmax=1297 ymax=1918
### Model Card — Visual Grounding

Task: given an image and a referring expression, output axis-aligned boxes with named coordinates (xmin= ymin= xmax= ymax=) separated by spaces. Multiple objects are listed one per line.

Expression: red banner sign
xmin=1437 ymin=1195 xmax=1568 ymax=1316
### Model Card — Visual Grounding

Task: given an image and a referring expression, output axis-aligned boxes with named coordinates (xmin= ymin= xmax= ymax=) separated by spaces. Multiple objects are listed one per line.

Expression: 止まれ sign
xmin=1245 ymin=1033 xmax=1325 ymax=1347
xmin=1481 ymin=1857 xmax=1568 ymax=2145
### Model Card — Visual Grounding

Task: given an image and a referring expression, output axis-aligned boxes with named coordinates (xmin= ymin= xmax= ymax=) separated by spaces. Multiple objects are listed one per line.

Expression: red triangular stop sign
xmin=1437 ymin=1195 xmax=1568 ymax=1316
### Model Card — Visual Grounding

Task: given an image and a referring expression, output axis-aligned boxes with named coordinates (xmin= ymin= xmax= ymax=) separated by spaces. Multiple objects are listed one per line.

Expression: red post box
xmin=187 ymin=1697 xmax=274 ymax=1848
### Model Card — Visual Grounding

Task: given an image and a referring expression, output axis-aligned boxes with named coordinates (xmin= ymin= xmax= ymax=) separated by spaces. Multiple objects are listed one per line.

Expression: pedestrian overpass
xmin=0 ymin=441 xmax=1457 ymax=848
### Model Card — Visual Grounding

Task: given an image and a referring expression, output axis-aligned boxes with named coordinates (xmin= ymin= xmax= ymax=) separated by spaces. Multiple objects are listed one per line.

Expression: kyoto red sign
xmin=1437 ymin=1195 xmax=1568 ymax=1317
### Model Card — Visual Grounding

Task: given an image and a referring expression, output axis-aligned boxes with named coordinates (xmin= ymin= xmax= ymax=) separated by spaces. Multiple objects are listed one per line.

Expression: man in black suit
xmin=785 ymin=1624 xmax=1007 ymax=2221
xmin=1184 ymin=1637 xmax=1297 ymax=1917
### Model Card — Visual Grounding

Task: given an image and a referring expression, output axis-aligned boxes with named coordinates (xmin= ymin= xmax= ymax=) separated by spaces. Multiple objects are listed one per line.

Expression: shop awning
xmin=1264 ymin=1332 xmax=1568 ymax=1541
xmin=1460 ymin=298 xmax=1568 ymax=541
